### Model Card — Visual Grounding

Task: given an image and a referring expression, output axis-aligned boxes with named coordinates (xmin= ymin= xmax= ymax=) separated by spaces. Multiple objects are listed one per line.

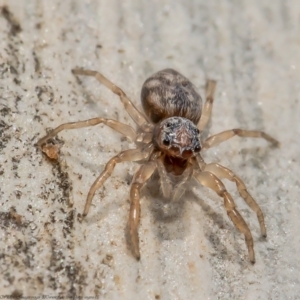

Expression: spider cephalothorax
xmin=153 ymin=117 xmax=201 ymax=159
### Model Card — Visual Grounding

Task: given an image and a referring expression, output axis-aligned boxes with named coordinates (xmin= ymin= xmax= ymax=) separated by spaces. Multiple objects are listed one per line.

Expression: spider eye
xmin=196 ymin=128 xmax=200 ymax=134
xmin=194 ymin=145 xmax=201 ymax=152
xmin=163 ymin=138 xmax=170 ymax=146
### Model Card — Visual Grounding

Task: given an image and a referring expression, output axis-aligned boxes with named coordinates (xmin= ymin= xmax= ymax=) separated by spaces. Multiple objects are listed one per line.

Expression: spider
xmin=37 ymin=68 xmax=279 ymax=263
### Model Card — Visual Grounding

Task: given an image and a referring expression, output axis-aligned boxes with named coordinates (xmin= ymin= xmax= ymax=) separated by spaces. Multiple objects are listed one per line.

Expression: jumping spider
xmin=37 ymin=68 xmax=279 ymax=263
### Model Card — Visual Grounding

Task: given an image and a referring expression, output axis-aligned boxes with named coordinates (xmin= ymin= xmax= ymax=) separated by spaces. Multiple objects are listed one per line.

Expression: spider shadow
xmin=140 ymin=172 xmax=189 ymax=243
xmin=148 ymin=196 xmax=187 ymax=243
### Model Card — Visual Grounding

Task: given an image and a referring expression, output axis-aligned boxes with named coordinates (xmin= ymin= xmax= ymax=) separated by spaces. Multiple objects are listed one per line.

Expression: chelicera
xmin=37 ymin=68 xmax=279 ymax=263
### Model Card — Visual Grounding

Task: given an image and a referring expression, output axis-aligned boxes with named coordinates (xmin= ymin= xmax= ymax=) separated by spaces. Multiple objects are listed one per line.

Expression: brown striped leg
xmin=72 ymin=68 xmax=152 ymax=131
xmin=204 ymin=163 xmax=267 ymax=237
xmin=198 ymin=79 xmax=217 ymax=132
xmin=37 ymin=117 xmax=137 ymax=154
xmin=128 ymin=161 xmax=157 ymax=259
xmin=83 ymin=144 xmax=153 ymax=217
xmin=194 ymin=170 xmax=255 ymax=263
xmin=202 ymin=129 xmax=279 ymax=150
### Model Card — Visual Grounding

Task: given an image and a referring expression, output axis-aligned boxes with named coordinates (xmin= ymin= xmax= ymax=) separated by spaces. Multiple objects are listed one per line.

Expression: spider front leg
xmin=194 ymin=170 xmax=255 ymax=263
xmin=37 ymin=117 xmax=137 ymax=158
xmin=202 ymin=129 xmax=279 ymax=150
xmin=83 ymin=144 xmax=154 ymax=217
xmin=128 ymin=160 xmax=157 ymax=259
xmin=204 ymin=163 xmax=267 ymax=237
xmin=72 ymin=68 xmax=152 ymax=131
xmin=198 ymin=79 xmax=217 ymax=132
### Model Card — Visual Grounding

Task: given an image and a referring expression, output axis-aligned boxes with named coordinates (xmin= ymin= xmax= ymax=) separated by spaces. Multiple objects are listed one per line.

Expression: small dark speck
xmin=13 ymin=78 xmax=21 ymax=85
xmin=77 ymin=213 xmax=83 ymax=223
xmin=0 ymin=106 xmax=11 ymax=117
xmin=37 ymin=276 xmax=43 ymax=284
xmin=33 ymin=115 xmax=42 ymax=122
xmin=12 ymin=156 xmax=21 ymax=163
xmin=35 ymin=22 xmax=42 ymax=29
xmin=102 ymin=254 xmax=114 ymax=267
xmin=10 ymin=65 xmax=17 ymax=74
xmin=1 ymin=6 xmax=22 ymax=36
xmin=0 ymin=120 xmax=8 ymax=127
xmin=10 ymin=289 xmax=23 ymax=299
xmin=32 ymin=51 xmax=40 ymax=73
xmin=14 ymin=190 xmax=22 ymax=199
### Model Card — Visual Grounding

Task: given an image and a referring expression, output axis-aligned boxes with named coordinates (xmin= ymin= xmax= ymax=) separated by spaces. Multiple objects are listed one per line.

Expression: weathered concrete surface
xmin=0 ymin=1 xmax=299 ymax=299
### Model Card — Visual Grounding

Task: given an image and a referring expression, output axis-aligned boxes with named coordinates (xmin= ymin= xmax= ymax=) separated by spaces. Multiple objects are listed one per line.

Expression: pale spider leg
xmin=198 ymin=80 xmax=217 ymax=132
xmin=194 ymin=154 xmax=206 ymax=171
xmin=72 ymin=69 xmax=152 ymax=131
xmin=202 ymin=129 xmax=279 ymax=150
xmin=156 ymin=158 xmax=173 ymax=199
xmin=129 ymin=160 xmax=157 ymax=259
xmin=204 ymin=163 xmax=267 ymax=237
xmin=37 ymin=118 xmax=137 ymax=147
xmin=83 ymin=144 xmax=154 ymax=217
xmin=194 ymin=170 xmax=255 ymax=263
xmin=136 ymin=132 xmax=153 ymax=144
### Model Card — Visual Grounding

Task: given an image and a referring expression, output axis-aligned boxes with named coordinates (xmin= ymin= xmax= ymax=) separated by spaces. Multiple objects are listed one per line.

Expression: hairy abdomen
xmin=141 ymin=69 xmax=202 ymax=124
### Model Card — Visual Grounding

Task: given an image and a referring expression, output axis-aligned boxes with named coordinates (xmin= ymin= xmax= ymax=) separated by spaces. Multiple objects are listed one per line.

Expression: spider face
xmin=153 ymin=116 xmax=201 ymax=159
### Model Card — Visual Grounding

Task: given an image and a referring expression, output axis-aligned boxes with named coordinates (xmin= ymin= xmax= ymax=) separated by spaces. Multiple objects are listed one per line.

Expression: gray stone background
xmin=0 ymin=1 xmax=299 ymax=299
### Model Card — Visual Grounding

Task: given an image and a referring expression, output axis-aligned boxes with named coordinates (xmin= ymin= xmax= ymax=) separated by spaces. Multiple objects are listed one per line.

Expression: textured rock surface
xmin=0 ymin=1 xmax=299 ymax=299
